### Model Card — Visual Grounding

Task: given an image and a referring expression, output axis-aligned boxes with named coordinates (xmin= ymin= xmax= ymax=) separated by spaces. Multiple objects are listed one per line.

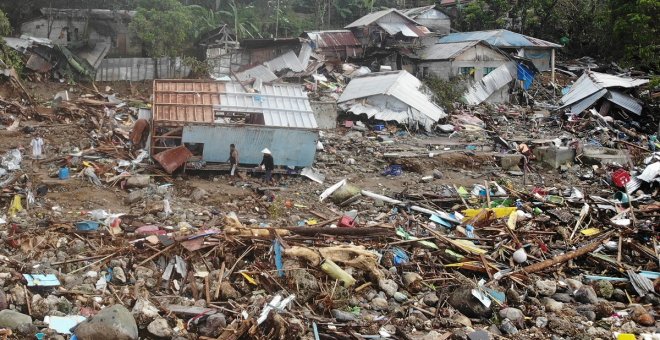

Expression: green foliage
xmin=0 ymin=9 xmax=23 ymax=73
xmin=423 ymin=77 xmax=466 ymax=109
xmin=0 ymin=8 xmax=10 ymax=36
xmin=130 ymin=0 xmax=195 ymax=58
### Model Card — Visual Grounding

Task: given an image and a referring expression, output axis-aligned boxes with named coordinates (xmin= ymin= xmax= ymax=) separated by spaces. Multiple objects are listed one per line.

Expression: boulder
xmin=74 ymin=305 xmax=138 ymax=340
xmin=0 ymin=310 xmax=32 ymax=330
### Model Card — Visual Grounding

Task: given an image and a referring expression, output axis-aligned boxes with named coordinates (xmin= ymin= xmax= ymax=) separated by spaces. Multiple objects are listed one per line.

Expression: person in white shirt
xmin=30 ymin=134 xmax=44 ymax=159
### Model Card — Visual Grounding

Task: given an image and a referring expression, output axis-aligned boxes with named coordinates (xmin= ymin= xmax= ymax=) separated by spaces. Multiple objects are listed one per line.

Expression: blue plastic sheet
xmin=273 ymin=239 xmax=284 ymax=277
xmin=517 ymin=63 xmax=535 ymax=90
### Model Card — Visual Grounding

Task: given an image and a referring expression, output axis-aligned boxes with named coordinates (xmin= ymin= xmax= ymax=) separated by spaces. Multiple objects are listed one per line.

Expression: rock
xmin=487 ymin=324 xmax=502 ymax=336
xmin=498 ymin=307 xmax=524 ymax=324
xmin=15 ymin=322 xmax=38 ymax=336
xmin=500 ymin=318 xmax=518 ymax=335
xmin=0 ymin=310 xmax=32 ymax=330
xmin=0 ymin=290 xmax=7 ymax=310
xmin=543 ymin=297 xmax=563 ymax=313
xmin=126 ymin=175 xmax=150 ymax=188
xmin=565 ymin=278 xmax=583 ymax=293
xmin=331 ymin=309 xmax=357 ymax=322
xmin=198 ymin=313 xmax=226 ymax=337
xmin=535 ymin=316 xmax=548 ymax=328
xmin=432 ymin=169 xmax=444 ymax=179
xmin=402 ymin=272 xmax=422 ymax=286
xmin=422 ymin=293 xmax=439 ymax=307
xmin=611 ymin=288 xmax=627 ymax=302
xmin=113 ymin=267 xmax=126 ymax=284
xmin=378 ymin=279 xmax=398 ymax=297
xmin=631 ymin=305 xmax=655 ymax=326
xmin=467 ymin=330 xmax=491 ymax=340
xmin=574 ymin=285 xmax=598 ymax=304
xmin=74 ymin=305 xmax=138 ymax=340
xmin=422 ymin=331 xmax=442 ymax=340
xmin=147 ymin=317 xmax=172 ymax=338
xmin=393 ymin=292 xmax=408 ymax=303
xmin=451 ymin=313 xmax=472 ymax=327
xmin=535 ymin=280 xmax=557 ymax=296
xmin=371 ymin=297 xmax=389 ymax=311
xmin=576 ymin=306 xmax=596 ymax=321
xmin=551 ymin=293 xmax=572 ymax=303
xmin=594 ymin=302 xmax=614 ymax=320
xmin=132 ymin=298 xmax=160 ymax=322
xmin=191 ymin=188 xmax=208 ymax=201
xmin=448 ymin=287 xmax=492 ymax=318
xmin=506 ymin=288 xmax=523 ymax=305
xmin=593 ymin=280 xmax=614 ymax=299
xmin=125 ymin=190 xmax=144 ymax=204
xmin=219 ymin=282 xmax=241 ymax=300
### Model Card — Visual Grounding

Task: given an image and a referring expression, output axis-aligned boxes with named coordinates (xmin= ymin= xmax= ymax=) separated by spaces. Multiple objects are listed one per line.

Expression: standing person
xmin=30 ymin=132 xmax=44 ymax=169
xmin=260 ymin=148 xmax=274 ymax=184
xmin=228 ymin=144 xmax=239 ymax=176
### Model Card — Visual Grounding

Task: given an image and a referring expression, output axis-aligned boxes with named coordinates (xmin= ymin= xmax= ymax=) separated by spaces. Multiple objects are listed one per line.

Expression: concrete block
xmin=494 ymin=154 xmax=523 ymax=171
xmin=581 ymin=146 xmax=630 ymax=166
xmin=533 ymin=146 xmax=575 ymax=169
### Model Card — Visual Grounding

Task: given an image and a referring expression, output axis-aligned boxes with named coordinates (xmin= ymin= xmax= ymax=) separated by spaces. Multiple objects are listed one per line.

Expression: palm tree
xmin=218 ymin=0 xmax=261 ymax=39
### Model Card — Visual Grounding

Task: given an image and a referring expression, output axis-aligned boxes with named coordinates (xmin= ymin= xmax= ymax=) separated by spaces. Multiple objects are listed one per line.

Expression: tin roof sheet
xmin=337 ymin=70 xmax=446 ymax=122
xmin=235 ymin=65 xmax=278 ymax=82
xmin=463 ymin=62 xmax=517 ymax=105
xmin=438 ymin=29 xmax=561 ymax=48
xmin=607 ymin=90 xmax=643 ymax=115
xmin=264 ymin=50 xmax=305 ymax=73
xmin=303 ymin=30 xmax=361 ymax=48
xmin=219 ymin=82 xmax=317 ymax=129
xmin=416 ymin=40 xmax=482 ymax=60
xmin=345 ymin=8 xmax=420 ymax=28
xmin=560 ymin=71 xmax=649 ymax=113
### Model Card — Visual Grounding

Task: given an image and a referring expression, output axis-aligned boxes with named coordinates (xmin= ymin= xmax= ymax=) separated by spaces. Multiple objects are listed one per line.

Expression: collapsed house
xmin=402 ymin=5 xmax=451 ymax=34
xmin=345 ymin=9 xmax=429 ymax=49
xmin=337 ymin=70 xmax=446 ymax=131
xmin=150 ymin=80 xmax=319 ymax=173
xmin=560 ymin=71 xmax=649 ymax=117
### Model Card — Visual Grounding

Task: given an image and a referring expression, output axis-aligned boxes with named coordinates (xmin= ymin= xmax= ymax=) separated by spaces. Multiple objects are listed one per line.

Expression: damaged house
xmin=402 ymin=5 xmax=451 ymax=34
xmin=20 ymin=8 xmax=140 ymax=58
xmin=337 ymin=70 xmax=446 ymax=131
xmin=345 ymin=8 xmax=429 ymax=49
xmin=407 ymin=40 xmax=510 ymax=81
xmin=150 ymin=80 xmax=319 ymax=173
xmin=300 ymin=30 xmax=363 ymax=62
xmin=438 ymin=29 xmax=561 ymax=74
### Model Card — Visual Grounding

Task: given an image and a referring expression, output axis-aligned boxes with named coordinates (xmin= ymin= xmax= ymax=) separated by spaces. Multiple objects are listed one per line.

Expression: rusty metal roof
xmin=153 ymin=145 xmax=193 ymax=174
xmin=152 ymin=80 xmax=221 ymax=124
xmin=303 ymin=30 xmax=361 ymax=48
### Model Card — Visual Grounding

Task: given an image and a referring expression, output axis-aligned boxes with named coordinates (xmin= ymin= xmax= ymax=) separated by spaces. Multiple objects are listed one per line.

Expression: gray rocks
xmin=500 ymin=318 xmax=518 ymax=335
xmin=448 ymin=287 xmax=492 ymax=318
xmin=0 ymin=310 xmax=32 ymax=330
xmin=402 ymin=272 xmax=422 ymax=286
xmin=551 ymin=293 xmax=573 ymax=303
xmin=219 ymin=282 xmax=240 ymax=300
xmin=125 ymin=190 xmax=144 ymax=204
xmin=198 ymin=313 xmax=226 ymax=338
xmin=113 ymin=267 xmax=127 ymax=284
xmin=147 ymin=317 xmax=173 ymax=338
xmin=451 ymin=313 xmax=472 ymax=327
xmin=191 ymin=188 xmax=208 ymax=201
xmin=565 ymin=278 xmax=583 ymax=293
xmin=574 ymin=285 xmax=598 ymax=304
xmin=543 ymin=297 xmax=563 ymax=313
xmin=370 ymin=297 xmax=389 ymax=311
xmin=498 ymin=307 xmax=524 ymax=324
xmin=332 ymin=309 xmax=357 ymax=322
xmin=378 ymin=279 xmax=398 ymax=297
xmin=74 ymin=305 xmax=138 ymax=340
xmin=535 ymin=316 xmax=548 ymax=328
xmin=535 ymin=280 xmax=557 ymax=296
xmin=393 ymin=292 xmax=408 ymax=303
xmin=422 ymin=293 xmax=439 ymax=307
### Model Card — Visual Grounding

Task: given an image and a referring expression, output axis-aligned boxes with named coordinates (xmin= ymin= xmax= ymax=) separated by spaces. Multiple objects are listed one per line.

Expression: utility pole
xmin=275 ymin=0 xmax=280 ymax=38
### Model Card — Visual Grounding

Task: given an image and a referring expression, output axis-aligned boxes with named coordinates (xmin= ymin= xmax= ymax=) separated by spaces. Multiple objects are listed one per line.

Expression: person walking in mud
xmin=228 ymin=144 xmax=239 ymax=176
xmin=259 ymin=148 xmax=275 ymax=184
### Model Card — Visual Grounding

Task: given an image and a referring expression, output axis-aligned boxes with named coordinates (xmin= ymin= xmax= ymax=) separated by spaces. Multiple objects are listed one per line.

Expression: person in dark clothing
xmin=228 ymin=144 xmax=239 ymax=176
xmin=260 ymin=148 xmax=274 ymax=183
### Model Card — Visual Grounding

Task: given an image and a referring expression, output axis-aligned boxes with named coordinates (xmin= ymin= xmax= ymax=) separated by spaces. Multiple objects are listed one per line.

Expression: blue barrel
xmin=58 ymin=167 xmax=70 ymax=180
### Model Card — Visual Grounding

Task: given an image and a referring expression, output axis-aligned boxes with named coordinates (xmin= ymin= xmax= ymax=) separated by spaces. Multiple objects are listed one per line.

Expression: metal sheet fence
xmin=95 ymin=57 xmax=191 ymax=81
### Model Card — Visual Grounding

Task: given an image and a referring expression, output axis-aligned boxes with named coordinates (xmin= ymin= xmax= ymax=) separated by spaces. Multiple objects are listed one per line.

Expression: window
xmin=484 ymin=67 xmax=497 ymax=75
xmin=422 ymin=67 xmax=429 ymax=78
xmin=459 ymin=67 xmax=475 ymax=79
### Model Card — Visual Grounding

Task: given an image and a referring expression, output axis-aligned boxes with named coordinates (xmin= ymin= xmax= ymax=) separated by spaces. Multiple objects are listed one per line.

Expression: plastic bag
xmin=8 ymin=195 xmax=22 ymax=217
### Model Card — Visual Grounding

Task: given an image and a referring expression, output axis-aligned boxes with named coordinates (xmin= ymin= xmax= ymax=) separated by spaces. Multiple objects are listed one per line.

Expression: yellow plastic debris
xmin=453 ymin=239 xmax=487 ymax=254
xmin=8 ymin=195 xmax=23 ymax=217
xmin=580 ymin=228 xmax=601 ymax=236
xmin=462 ymin=207 xmax=516 ymax=220
xmin=306 ymin=218 xmax=318 ymax=226
xmin=240 ymin=272 xmax=257 ymax=285
xmin=507 ymin=210 xmax=518 ymax=230
xmin=616 ymin=334 xmax=635 ymax=340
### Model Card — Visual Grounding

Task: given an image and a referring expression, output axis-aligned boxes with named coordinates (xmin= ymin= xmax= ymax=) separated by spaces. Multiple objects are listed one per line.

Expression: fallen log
xmin=521 ymin=236 xmax=610 ymax=274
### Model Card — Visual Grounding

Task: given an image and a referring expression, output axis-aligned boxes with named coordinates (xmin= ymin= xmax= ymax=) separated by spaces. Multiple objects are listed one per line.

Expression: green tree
xmin=217 ymin=0 xmax=261 ymax=39
xmin=130 ymin=0 xmax=195 ymax=58
xmin=0 ymin=8 xmax=10 ymax=35
xmin=611 ymin=0 xmax=659 ymax=71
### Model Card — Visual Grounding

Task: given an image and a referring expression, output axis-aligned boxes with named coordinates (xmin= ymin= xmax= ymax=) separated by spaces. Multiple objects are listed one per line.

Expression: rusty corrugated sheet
xmin=306 ymin=30 xmax=361 ymax=48
xmin=152 ymin=80 xmax=222 ymax=124
xmin=153 ymin=145 xmax=193 ymax=174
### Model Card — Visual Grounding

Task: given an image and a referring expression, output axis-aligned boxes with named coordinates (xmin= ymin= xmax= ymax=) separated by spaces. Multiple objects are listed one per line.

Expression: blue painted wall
xmin=182 ymin=125 xmax=318 ymax=167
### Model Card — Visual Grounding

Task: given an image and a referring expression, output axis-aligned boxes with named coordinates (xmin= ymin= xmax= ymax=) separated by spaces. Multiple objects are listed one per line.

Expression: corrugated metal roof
xmin=402 ymin=5 xmax=437 ymax=18
xmin=264 ymin=50 xmax=305 ymax=73
xmin=303 ymin=30 xmax=361 ymax=48
xmin=218 ymin=82 xmax=318 ymax=129
xmin=568 ymin=89 xmax=607 ymax=115
xmin=438 ymin=29 xmax=561 ymax=48
xmin=153 ymin=145 xmax=193 ymax=174
xmin=152 ymin=80 xmax=220 ymax=124
xmin=416 ymin=41 xmax=480 ymax=60
xmin=590 ymin=72 xmax=649 ymax=88
xmin=235 ymin=65 xmax=278 ymax=82
xmin=345 ymin=8 xmax=420 ymax=28
xmin=377 ymin=22 xmax=426 ymax=37
xmin=607 ymin=90 xmax=643 ymax=115
xmin=463 ymin=62 xmax=517 ymax=105
xmin=337 ymin=70 xmax=446 ymax=122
